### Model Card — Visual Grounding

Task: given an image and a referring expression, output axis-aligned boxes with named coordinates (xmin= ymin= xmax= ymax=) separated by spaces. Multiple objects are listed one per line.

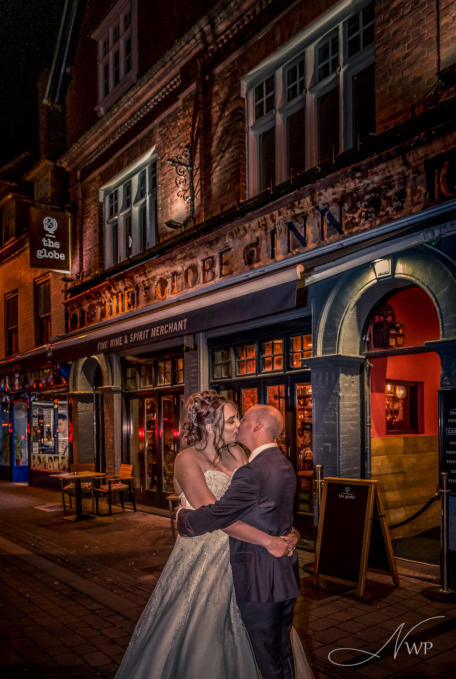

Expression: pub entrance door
xmin=129 ymin=389 xmax=184 ymax=508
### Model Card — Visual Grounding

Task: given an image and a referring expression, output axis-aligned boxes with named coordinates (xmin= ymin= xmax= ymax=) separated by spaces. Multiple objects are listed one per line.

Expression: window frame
xmin=242 ymin=0 xmax=375 ymax=196
xmin=100 ymin=148 xmax=158 ymax=269
xmin=92 ymin=0 xmax=138 ymax=116
xmin=5 ymin=291 xmax=18 ymax=357
xmin=34 ymin=276 xmax=51 ymax=346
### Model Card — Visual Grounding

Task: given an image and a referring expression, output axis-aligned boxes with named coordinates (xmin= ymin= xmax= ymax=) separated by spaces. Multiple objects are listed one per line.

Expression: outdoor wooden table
xmin=51 ymin=471 xmax=107 ymax=521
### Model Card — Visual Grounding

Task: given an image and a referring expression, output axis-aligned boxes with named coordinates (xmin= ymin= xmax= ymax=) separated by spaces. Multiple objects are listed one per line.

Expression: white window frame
xmin=242 ymin=0 xmax=375 ymax=197
xmin=92 ymin=0 xmax=138 ymax=116
xmin=100 ymin=148 xmax=158 ymax=269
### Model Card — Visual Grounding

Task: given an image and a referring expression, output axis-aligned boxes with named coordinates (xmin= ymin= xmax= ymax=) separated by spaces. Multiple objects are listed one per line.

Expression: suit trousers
xmin=238 ymin=598 xmax=296 ymax=679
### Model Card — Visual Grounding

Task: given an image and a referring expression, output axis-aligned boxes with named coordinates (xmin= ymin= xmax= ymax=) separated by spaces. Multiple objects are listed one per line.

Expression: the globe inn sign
xmin=29 ymin=207 xmax=70 ymax=273
xmin=65 ymin=138 xmax=456 ymax=334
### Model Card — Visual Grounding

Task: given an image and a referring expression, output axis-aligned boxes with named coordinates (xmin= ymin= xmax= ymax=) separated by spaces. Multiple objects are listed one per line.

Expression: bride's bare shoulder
xmin=175 ymin=446 xmax=200 ymax=468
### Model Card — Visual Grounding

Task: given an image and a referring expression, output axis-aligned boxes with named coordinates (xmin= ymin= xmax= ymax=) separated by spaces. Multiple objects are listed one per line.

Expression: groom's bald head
xmin=237 ymin=404 xmax=283 ymax=451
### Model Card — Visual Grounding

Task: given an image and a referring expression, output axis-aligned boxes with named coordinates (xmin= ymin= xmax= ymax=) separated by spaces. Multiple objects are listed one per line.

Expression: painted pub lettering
xmin=68 ymin=201 xmax=344 ymax=331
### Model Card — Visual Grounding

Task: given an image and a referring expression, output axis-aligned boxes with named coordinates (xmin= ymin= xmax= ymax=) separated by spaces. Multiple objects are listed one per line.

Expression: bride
xmin=115 ymin=390 xmax=313 ymax=678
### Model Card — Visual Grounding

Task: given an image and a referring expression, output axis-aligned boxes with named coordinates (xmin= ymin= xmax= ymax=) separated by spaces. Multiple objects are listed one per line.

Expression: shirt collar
xmin=249 ymin=442 xmax=277 ymax=463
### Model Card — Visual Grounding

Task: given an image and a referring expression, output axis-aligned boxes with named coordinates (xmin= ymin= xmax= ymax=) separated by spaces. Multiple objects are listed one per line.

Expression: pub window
xmin=261 ymin=339 xmax=283 ymax=372
xmin=385 ymin=381 xmax=422 ymax=435
xmin=290 ymin=334 xmax=312 ymax=368
xmin=259 ymin=126 xmax=275 ymax=192
xmin=34 ymin=278 xmax=51 ymax=346
xmin=243 ymin=0 xmax=375 ymax=195
xmin=254 ymin=75 xmax=275 ymax=120
xmin=316 ymin=31 xmax=339 ymax=82
xmin=317 ymin=86 xmax=339 ymax=164
xmin=93 ymin=0 xmax=138 ymax=116
xmin=101 ymin=150 xmax=157 ymax=268
xmin=140 ymin=363 xmax=154 ymax=386
xmin=213 ymin=349 xmax=231 ymax=379
xmin=156 ymin=359 xmax=172 ymax=385
xmin=345 ymin=1 xmax=374 ymax=58
xmin=5 ymin=292 xmax=18 ymax=356
xmin=125 ymin=365 xmax=138 ymax=390
xmin=236 ymin=344 xmax=256 ymax=375
xmin=175 ymin=357 xmax=184 ymax=384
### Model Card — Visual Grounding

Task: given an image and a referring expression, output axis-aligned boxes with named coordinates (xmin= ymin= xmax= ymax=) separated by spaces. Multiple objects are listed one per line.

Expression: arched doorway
xmin=74 ymin=356 xmax=105 ymax=471
xmin=365 ymin=286 xmax=441 ymax=549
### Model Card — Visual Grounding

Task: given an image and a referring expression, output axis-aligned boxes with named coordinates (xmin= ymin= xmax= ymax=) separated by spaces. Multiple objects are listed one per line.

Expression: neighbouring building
xmin=8 ymin=0 xmax=456 ymax=540
xmin=0 ymin=74 xmax=71 ymax=483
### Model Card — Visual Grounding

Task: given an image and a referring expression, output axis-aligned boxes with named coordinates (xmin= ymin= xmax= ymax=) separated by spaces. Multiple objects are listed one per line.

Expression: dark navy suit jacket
xmin=177 ymin=445 xmax=300 ymax=604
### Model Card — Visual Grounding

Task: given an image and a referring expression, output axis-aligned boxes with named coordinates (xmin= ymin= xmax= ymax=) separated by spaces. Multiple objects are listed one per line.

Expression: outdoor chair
xmin=60 ymin=463 xmax=96 ymax=514
xmin=94 ymin=464 xmax=136 ymax=515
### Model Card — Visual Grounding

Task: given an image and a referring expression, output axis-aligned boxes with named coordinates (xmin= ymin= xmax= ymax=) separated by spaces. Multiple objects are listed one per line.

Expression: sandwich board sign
xmin=313 ymin=477 xmax=399 ymax=598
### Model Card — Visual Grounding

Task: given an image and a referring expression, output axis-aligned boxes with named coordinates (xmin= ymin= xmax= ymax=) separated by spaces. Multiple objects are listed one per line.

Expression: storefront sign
xmin=53 ymin=280 xmax=296 ymax=361
xmin=439 ymin=388 xmax=456 ymax=488
xmin=29 ymin=207 xmax=70 ymax=272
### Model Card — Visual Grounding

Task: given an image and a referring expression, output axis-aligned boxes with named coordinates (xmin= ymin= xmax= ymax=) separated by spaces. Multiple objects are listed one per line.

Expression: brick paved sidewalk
xmin=0 ymin=481 xmax=455 ymax=678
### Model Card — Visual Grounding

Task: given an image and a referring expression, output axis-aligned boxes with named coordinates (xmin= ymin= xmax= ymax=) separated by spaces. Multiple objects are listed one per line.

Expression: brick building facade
xmin=3 ymin=0 xmax=455 ymax=542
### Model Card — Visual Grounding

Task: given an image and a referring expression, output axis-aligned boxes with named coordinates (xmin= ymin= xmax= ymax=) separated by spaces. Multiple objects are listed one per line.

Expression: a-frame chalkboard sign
xmin=313 ymin=478 xmax=399 ymax=598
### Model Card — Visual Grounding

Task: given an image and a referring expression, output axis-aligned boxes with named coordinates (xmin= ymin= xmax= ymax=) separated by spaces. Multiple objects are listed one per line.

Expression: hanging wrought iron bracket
xmin=167 ymin=143 xmax=194 ymax=222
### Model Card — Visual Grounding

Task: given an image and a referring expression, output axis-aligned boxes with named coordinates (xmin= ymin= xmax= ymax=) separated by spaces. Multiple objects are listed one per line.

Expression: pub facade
xmin=39 ymin=0 xmax=455 ymax=537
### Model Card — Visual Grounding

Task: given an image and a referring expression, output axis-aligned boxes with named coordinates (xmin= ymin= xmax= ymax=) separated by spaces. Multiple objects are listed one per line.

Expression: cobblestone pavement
xmin=0 ymin=481 xmax=455 ymax=678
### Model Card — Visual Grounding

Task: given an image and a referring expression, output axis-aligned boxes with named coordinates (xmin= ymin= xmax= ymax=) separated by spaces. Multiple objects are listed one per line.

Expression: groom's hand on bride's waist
xmin=265 ymin=535 xmax=294 ymax=558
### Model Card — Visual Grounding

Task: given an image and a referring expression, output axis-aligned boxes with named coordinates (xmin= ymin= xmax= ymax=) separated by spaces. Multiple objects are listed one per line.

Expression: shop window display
xmin=30 ymin=401 xmax=70 ymax=471
xmin=261 ymin=340 xmax=283 ymax=372
xmin=13 ymin=402 xmax=28 ymax=466
xmin=0 ymin=401 xmax=11 ymax=466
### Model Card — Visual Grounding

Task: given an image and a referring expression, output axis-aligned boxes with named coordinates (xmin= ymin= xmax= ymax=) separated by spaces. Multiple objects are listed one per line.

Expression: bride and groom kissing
xmin=115 ymin=390 xmax=313 ymax=679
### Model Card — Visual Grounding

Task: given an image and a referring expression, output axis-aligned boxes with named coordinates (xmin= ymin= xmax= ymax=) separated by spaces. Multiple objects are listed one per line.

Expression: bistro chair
xmin=94 ymin=464 xmax=137 ymax=516
xmin=60 ymin=463 xmax=96 ymax=514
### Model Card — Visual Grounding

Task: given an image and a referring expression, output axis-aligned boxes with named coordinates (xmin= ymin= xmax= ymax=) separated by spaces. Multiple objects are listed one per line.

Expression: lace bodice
xmin=179 ymin=469 xmax=230 ymax=509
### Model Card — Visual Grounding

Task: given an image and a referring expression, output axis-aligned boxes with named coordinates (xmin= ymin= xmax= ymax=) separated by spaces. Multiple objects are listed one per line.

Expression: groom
xmin=177 ymin=404 xmax=300 ymax=679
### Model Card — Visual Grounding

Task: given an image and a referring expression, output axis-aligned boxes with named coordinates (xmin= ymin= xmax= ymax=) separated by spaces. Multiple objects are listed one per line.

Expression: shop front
xmin=123 ymin=352 xmax=185 ymax=507
xmin=208 ymin=318 xmax=314 ymax=534
xmin=0 ymin=364 xmax=71 ymax=484
xmin=308 ymin=225 xmax=456 ymax=546
xmin=52 ymin=271 xmax=299 ymax=510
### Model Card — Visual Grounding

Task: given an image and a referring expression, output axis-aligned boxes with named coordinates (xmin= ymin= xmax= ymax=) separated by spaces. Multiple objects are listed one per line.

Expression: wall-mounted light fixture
xmin=372 ymin=257 xmax=391 ymax=278
xmin=167 ymin=143 xmax=194 ymax=229
xmin=165 ymin=219 xmax=186 ymax=231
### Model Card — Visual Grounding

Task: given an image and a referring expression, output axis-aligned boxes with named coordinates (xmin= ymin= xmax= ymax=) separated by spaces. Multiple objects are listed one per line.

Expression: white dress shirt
xmin=248 ymin=442 xmax=277 ymax=463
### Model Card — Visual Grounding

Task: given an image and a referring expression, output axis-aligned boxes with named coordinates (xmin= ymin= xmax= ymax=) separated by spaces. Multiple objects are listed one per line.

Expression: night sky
xmin=0 ymin=0 xmax=63 ymax=167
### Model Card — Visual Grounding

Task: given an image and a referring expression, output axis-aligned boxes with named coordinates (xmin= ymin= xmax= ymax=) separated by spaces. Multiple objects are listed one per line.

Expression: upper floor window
xmin=100 ymin=149 xmax=158 ymax=269
xmin=243 ymin=0 xmax=375 ymax=196
xmin=5 ymin=292 xmax=18 ymax=356
xmin=92 ymin=0 xmax=138 ymax=116
xmin=34 ymin=277 xmax=51 ymax=346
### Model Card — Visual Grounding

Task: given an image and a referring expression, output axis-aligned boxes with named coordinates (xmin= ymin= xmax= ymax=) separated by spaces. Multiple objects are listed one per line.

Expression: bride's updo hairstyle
xmin=184 ymin=390 xmax=235 ymax=459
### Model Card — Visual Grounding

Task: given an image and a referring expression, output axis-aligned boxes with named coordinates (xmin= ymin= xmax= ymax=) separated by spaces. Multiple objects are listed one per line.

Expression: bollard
xmin=422 ymin=471 xmax=456 ymax=601
xmin=441 ymin=472 xmax=450 ymax=593
xmin=313 ymin=464 xmax=324 ymax=526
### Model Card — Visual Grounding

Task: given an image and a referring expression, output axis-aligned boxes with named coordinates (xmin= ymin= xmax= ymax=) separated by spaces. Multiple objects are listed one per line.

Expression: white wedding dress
xmin=115 ymin=469 xmax=313 ymax=678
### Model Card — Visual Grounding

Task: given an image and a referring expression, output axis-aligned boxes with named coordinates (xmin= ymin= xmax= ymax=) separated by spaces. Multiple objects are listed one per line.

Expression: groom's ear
xmin=253 ymin=419 xmax=263 ymax=432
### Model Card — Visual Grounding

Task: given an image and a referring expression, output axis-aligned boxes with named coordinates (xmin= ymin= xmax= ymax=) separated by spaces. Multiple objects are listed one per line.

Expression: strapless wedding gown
xmin=115 ymin=469 xmax=313 ymax=679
